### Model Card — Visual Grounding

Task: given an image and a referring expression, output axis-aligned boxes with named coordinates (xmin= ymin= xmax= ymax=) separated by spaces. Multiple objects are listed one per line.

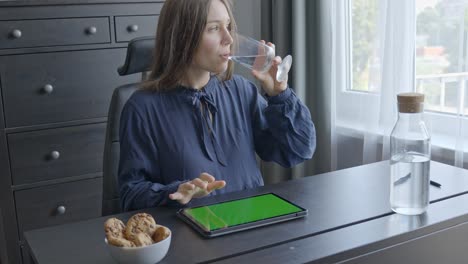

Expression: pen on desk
xmin=430 ymin=180 xmax=441 ymax=188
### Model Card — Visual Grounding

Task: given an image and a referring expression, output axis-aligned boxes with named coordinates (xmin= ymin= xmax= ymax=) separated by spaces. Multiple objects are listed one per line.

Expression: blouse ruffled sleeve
xmin=250 ymin=82 xmax=316 ymax=167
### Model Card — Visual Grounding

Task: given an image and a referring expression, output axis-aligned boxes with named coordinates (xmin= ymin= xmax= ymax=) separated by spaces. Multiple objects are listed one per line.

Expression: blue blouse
xmin=118 ymin=75 xmax=316 ymax=211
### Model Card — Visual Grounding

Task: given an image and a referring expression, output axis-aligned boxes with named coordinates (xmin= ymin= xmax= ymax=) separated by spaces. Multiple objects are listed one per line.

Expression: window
xmin=349 ymin=0 xmax=468 ymax=115
xmin=342 ymin=0 xmax=468 ymax=154
xmin=416 ymin=0 xmax=468 ymax=115
xmin=350 ymin=0 xmax=380 ymax=92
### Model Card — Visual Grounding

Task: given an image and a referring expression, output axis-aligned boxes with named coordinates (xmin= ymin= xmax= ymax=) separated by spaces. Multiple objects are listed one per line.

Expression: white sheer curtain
xmin=319 ymin=0 xmax=467 ymax=171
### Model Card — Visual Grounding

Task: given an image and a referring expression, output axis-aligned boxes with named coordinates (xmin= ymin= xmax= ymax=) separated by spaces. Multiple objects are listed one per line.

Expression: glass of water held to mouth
xmin=229 ymin=33 xmax=292 ymax=82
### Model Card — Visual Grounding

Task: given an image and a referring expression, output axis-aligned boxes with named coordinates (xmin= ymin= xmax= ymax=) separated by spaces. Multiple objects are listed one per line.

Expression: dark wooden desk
xmin=24 ymin=161 xmax=468 ymax=263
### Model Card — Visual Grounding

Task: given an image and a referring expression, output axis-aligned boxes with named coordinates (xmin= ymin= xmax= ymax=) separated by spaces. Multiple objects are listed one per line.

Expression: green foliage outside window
xmin=352 ymin=0 xmax=377 ymax=91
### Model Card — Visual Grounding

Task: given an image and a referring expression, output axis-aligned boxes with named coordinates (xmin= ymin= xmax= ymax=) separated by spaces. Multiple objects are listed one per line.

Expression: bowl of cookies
xmin=104 ymin=213 xmax=171 ymax=264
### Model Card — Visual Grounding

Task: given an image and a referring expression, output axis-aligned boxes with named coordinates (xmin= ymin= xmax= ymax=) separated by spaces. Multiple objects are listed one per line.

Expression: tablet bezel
xmin=176 ymin=192 xmax=308 ymax=238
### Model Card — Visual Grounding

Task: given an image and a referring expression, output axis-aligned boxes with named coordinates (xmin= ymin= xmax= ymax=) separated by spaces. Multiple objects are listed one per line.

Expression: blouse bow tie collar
xmin=186 ymin=81 xmax=227 ymax=166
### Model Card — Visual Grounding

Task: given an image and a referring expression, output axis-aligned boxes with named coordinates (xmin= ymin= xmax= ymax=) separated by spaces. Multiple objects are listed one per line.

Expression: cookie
xmin=107 ymin=236 xmax=136 ymax=248
xmin=125 ymin=213 xmax=157 ymax=239
xmin=104 ymin=218 xmax=136 ymax=247
xmin=152 ymin=225 xmax=171 ymax=243
xmin=104 ymin=218 xmax=126 ymax=239
xmin=129 ymin=232 xmax=153 ymax=247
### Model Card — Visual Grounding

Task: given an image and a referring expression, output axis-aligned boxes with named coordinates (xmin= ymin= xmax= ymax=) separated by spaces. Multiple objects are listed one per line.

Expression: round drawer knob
xmin=56 ymin=205 xmax=66 ymax=215
xmin=86 ymin=26 xmax=97 ymax=35
xmin=10 ymin=29 xmax=22 ymax=39
xmin=127 ymin=24 xmax=139 ymax=33
xmin=43 ymin=84 xmax=54 ymax=94
xmin=50 ymin=150 xmax=60 ymax=160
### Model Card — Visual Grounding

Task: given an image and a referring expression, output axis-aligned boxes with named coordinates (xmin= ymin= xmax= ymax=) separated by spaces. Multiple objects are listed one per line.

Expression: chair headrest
xmin=118 ymin=36 xmax=155 ymax=76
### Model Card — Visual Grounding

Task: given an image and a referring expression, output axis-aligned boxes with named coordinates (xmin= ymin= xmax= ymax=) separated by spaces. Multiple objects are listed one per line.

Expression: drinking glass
xmin=229 ymin=33 xmax=292 ymax=82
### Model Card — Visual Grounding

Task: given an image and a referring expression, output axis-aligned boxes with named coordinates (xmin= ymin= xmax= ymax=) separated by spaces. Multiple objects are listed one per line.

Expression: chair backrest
xmin=102 ymin=36 xmax=155 ymax=216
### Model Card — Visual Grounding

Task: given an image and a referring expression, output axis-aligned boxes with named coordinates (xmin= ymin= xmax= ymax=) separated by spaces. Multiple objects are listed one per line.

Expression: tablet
xmin=176 ymin=193 xmax=307 ymax=238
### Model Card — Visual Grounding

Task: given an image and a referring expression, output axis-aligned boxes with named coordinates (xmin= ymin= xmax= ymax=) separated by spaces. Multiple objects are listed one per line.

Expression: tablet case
xmin=176 ymin=193 xmax=307 ymax=238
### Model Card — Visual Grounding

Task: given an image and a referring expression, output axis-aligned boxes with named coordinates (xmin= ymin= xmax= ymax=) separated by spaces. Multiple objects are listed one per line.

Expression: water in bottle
xmin=390 ymin=152 xmax=430 ymax=215
xmin=390 ymin=93 xmax=431 ymax=215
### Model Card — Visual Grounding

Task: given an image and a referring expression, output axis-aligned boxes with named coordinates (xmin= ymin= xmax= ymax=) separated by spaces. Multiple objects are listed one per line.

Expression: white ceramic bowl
xmin=105 ymin=231 xmax=171 ymax=264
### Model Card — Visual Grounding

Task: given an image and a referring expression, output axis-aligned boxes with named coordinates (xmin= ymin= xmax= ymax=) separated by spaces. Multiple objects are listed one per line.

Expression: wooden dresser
xmin=0 ymin=1 xmax=163 ymax=263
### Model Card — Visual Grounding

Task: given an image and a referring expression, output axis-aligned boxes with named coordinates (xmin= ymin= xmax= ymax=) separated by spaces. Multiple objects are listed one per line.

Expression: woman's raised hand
xmin=169 ymin=172 xmax=226 ymax=205
xmin=251 ymin=41 xmax=289 ymax=97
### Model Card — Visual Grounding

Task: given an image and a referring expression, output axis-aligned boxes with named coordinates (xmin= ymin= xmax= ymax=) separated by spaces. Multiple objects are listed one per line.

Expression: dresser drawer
xmin=114 ymin=15 xmax=158 ymax=42
xmin=0 ymin=48 xmax=139 ymax=128
xmin=0 ymin=17 xmax=110 ymax=49
xmin=8 ymin=123 xmax=106 ymax=185
xmin=14 ymin=178 xmax=102 ymax=239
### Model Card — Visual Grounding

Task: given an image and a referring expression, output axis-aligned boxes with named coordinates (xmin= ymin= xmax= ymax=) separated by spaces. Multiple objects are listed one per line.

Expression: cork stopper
xmin=397 ymin=93 xmax=424 ymax=113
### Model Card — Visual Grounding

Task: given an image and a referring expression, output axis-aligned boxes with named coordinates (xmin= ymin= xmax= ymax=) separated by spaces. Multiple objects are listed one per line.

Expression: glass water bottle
xmin=390 ymin=93 xmax=431 ymax=215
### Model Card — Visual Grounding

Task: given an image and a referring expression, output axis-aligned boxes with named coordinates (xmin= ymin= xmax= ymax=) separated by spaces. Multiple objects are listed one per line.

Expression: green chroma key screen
xmin=183 ymin=193 xmax=304 ymax=231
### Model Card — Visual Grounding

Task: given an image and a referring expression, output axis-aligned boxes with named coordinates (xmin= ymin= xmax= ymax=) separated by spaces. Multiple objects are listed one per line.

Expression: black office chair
xmin=102 ymin=36 xmax=155 ymax=216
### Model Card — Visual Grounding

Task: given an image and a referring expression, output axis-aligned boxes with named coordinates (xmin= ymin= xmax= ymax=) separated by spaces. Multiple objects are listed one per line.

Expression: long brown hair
xmin=142 ymin=0 xmax=236 ymax=91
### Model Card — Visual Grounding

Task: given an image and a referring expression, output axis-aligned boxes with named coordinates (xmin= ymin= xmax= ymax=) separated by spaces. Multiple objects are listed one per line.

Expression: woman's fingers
xmin=191 ymin=178 xmax=208 ymax=189
xmin=170 ymin=181 xmax=194 ymax=200
xmin=169 ymin=192 xmax=191 ymax=205
xmin=169 ymin=192 xmax=183 ymax=201
xmin=199 ymin=172 xmax=215 ymax=183
xmin=207 ymin=180 xmax=226 ymax=192
xmin=273 ymin=56 xmax=281 ymax=66
xmin=181 ymin=182 xmax=196 ymax=191
xmin=267 ymin=42 xmax=275 ymax=50
xmin=171 ymin=174 xmax=227 ymax=203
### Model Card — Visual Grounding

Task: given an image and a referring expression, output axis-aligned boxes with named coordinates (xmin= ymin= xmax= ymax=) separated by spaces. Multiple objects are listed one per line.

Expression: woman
xmin=118 ymin=0 xmax=316 ymax=211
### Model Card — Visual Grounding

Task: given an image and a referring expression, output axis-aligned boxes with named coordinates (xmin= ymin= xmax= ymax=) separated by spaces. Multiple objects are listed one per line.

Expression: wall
xmin=232 ymin=0 xmax=262 ymax=82
xmin=232 ymin=0 xmax=261 ymax=39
